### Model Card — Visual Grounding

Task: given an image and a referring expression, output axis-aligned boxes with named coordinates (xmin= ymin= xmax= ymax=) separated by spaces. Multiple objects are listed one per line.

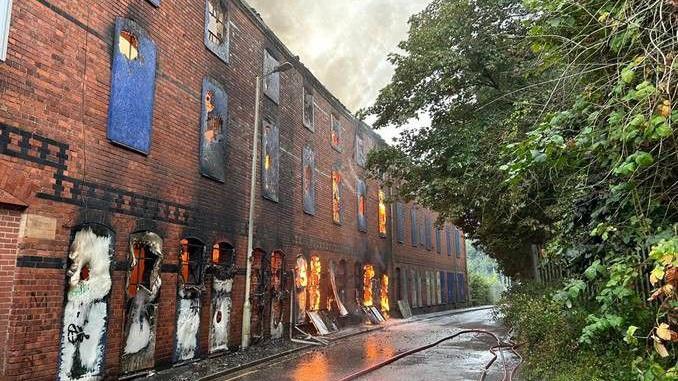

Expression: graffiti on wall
xmin=209 ymin=243 xmax=236 ymax=353
xmin=107 ymin=18 xmax=157 ymax=154
xmin=294 ymin=256 xmax=308 ymax=324
xmin=58 ymin=228 xmax=113 ymax=381
xmin=174 ymin=239 xmax=206 ymax=362
xmin=200 ymin=78 xmax=228 ymax=182
xmin=121 ymin=232 xmax=163 ymax=375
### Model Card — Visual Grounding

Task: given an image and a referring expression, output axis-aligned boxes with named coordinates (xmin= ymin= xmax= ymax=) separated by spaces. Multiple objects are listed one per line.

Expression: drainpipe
xmin=241 ymin=76 xmax=261 ymax=350
xmin=242 ymin=61 xmax=293 ymax=350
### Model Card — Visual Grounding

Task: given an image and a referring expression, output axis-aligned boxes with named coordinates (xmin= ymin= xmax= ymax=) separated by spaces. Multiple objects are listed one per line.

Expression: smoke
xmin=246 ymin=0 xmax=431 ymax=115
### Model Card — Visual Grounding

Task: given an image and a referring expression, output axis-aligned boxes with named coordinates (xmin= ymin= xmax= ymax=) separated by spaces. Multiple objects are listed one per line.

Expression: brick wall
xmin=0 ymin=0 xmax=467 ymax=379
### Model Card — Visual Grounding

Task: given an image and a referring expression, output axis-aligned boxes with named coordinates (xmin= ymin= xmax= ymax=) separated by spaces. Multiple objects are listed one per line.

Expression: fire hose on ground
xmin=337 ymin=329 xmax=523 ymax=381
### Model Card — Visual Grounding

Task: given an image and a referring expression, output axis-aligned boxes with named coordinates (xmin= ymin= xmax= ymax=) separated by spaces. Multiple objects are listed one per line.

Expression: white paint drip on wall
xmin=209 ymin=279 xmax=232 ymax=353
xmin=175 ymin=297 xmax=201 ymax=361
xmin=123 ymin=293 xmax=153 ymax=355
xmin=58 ymin=229 xmax=112 ymax=381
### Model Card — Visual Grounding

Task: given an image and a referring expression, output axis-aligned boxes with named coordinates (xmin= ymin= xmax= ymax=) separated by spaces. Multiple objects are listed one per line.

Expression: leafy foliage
xmin=364 ymin=0 xmax=677 ymax=377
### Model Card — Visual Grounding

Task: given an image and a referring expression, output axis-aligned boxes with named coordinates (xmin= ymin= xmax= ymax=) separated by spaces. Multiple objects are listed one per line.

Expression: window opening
xmin=119 ymin=31 xmax=139 ymax=60
xmin=308 ymin=256 xmax=321 ymax=311
xmin=207 ymin=0 xmax=226 ymax=45
xmin=180 ymin=238 xmax=205 ymax=286
xmin=363 ymin=264 xmax=375 ymax=307
xmin=332 ymin=170 xmax=342 ymax=224
xmin=128 ymin=241 xmax=159 ymax=297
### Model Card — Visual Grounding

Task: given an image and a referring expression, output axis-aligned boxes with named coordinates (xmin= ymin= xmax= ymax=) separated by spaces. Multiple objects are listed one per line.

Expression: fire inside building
xmin=0 ymin=0 xmax=469 ymax=379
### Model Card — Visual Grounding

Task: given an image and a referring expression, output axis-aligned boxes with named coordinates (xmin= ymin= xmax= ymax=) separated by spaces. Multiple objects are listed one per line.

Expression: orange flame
xmin=308 ymin=256 xmax=321 ymax=311
xmin=380 ymin=274 xmax=390 ymax=316
xmin=363 ymin=265 xmax=375 ymax=306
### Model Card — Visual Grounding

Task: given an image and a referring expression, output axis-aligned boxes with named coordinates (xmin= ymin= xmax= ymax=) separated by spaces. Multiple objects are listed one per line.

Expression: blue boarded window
xmin=200 ymin=78 xmax=228 ymax=182
xmin=419 ymin=214 xmax=425 ymax=247
xmin=410 ymin=208 xmax=417 ymax=247
xmin=356 ymin=179 xmax=367 ymax=232
xmin=262 ymin=116 xmax=279 ymax=201
xmin=446 ymin=226 xmax=452 ymax=256
xmin=205 ymin=0 xmax=229 ymax=63
xmin=435 ymin=228 xmax=441 ymax=254
xmin=440 ymin=271 xmax=446 ymax=303
xmin=395 ymin=202 xmax=405 ymax=243
xmin=303 ymin=87 xmax=314 ymax=131
xmin=424 ymin=214 xmax=432 ymax=250
xmin=355 ymin=132 xmax=366 ymax=167
xmin=302 ymin=145 xmax=316 ymax=215
xmin=455 ymin=228 xmax=462 ymax=257
xmin=107 ymin=18 xmax=157 ymax=155
xmin=447 ymin=272 xmax=455 ymax=303
xmin=147 ymin=0 xmax=160 ymax=6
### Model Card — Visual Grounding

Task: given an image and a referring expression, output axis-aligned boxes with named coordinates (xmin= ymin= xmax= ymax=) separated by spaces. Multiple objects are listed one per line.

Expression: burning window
xmin=207 ymin=0 xmax=226 ymax=46
xmin=303 ymin=88 xmax=314 ymax=130
xmin=378 ymin=190 xmax=387 ymax=236
xmin=332 ymin=169 xmax=342 ymax=224
xmin=262 ymin=117 xmax=280 ymax=201
xmin=363 ymin=264 xmax=375 ymax=307
xmin=200 ymin=78 xmax=228 ymax=182
xmin=119 ymin=31 xmax=138 ymax=60
xmin=204 ymin=91 xmax=222 ymax=142
xmin=128 ymin=240 xmax=160 ymax=297
xmin=331 ymin=114 xmax=341 ymax=150
xmin=380 ymin=274 xmax=389 ymax=315
xmin=179 ymin=238 xmax=206 ymax=286
xmin=212 ymin=242 xmax=235 ymax=267
xmin=308 ymin=256 xmax=321 ymax=311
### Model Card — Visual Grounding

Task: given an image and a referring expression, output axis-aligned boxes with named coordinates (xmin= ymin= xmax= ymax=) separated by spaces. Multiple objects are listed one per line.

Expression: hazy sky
xmin=246 ymin=0 xmax=432 ymax=142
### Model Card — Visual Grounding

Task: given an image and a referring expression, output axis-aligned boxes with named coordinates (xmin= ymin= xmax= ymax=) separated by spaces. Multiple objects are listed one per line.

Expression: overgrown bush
xmin=498 ymin=282 xmax=648 ymax=381
xmin=470 ymin=272 xmax=497 ymax=305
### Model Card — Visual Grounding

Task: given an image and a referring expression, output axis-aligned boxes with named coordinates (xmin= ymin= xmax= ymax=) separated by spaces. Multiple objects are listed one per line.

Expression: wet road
xmin=216 ymin=308 xmax=518 ymax=381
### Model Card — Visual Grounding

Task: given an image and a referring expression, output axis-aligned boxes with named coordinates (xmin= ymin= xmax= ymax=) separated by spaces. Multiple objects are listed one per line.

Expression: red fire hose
xmin=336 ymin=329 xmax=522 ymax=381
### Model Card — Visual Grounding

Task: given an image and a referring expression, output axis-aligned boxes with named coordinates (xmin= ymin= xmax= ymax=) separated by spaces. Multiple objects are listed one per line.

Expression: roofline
xmin=235 ymin=0 xmax=387 ymax=147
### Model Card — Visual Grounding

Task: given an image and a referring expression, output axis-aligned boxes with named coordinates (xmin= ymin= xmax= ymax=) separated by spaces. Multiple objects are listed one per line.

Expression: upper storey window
xmin=332 ymin=168 xmax=343 ymax=224
xmin=107 ymin=18 xmax=157 ymax=155
xmin=410 ymin=208 xmax=418 ymax=247
xmin=355 ymin=132 xmax=366 ymax=167
xmin=263 ymin=50 xmax=280 ymax=104
xmin=205 ymin=0 xmax=229 ymax=63
xmin=331 ymin=114 xmax=341 ymax=151
xmin=302 ymin=145 xmax=316 ymax=215
xmin=0 ymin=0 xmax=12 ymax=61
xmin=303 ymin=88 xmax=314 ymax=131
xmin=357 ymin=180 xmax=367 ymax=232
xmin=378 ymin=190 xmax=387 ymax=237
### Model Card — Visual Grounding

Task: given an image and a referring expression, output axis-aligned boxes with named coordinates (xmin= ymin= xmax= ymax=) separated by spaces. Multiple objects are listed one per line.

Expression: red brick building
xmin=0 ymin=0 xmax=468 ymax=379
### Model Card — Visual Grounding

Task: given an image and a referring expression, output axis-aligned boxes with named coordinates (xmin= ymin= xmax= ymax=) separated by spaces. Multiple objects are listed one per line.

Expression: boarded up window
xmin=410 ymin=208 xmax=417 ymax=247
xmin=446 ymin=226 xmax=452 ymax=256
xmin=357 ymin=180 xmax=367 ymax=232
xmin=435 ymin=228 xmax=441 ymax=254
xmin=395 ymin=202 xmax=405 ymax=243
xmin=425 ymin=214 xmax=432 ymax=250
xmin=455 ymin=228 xmax=462 ymax=257
xmin=419 ymin=214 xmax=425 ymax=247
xmin=107 ymin=18 xmax=157 ymax=154
xmin=302 ymin=145 xmax=316 ymax=215
xmin=378 ymin=190 xmax=387 ymax=237
xmin=0 ymin=0 xmax=12 ymax=61
xmin=303 ymin=88 xmax=314 ymax=131
xmin=205 ymin=0 xmax=229 ymax=62
xmin=263 ymin=50 xmax=280 ymax=104
xmin=332 ymin=167 xmax=343 ymax=224
xmin=331 ymin=114 xmax=341 ymax=151
xmin=200 ymin=78 xmax=228 ymax=182
xmin=355 ymin=132 xmax=366 ymax=167
xmin=262 ymin=117 xmax=279 ymax=202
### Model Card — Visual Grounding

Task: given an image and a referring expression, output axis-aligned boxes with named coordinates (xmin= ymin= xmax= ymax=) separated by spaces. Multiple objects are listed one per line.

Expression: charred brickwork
xmin=0 ymin=0 xmax=468 ymax=379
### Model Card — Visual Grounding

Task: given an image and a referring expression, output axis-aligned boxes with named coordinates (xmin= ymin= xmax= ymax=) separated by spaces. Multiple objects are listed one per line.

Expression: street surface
xmin=215 ymin=308 xmax=517 ymax=381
